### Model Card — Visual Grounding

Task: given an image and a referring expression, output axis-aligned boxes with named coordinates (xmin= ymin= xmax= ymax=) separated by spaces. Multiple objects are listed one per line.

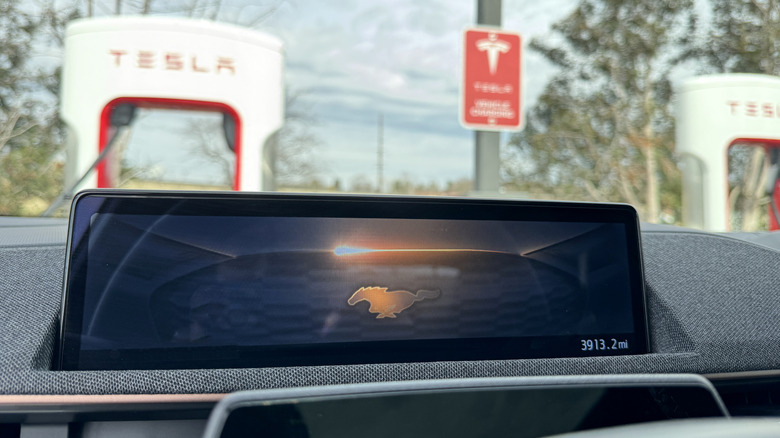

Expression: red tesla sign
xmin=461 ymin=28 xmax=522 ymax=130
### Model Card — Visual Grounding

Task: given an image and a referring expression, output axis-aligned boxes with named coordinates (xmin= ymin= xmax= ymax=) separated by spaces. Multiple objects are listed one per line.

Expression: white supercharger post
xmin=676 ymin=74 xmax=780 ymax=231
xmin=60 ymin=16 xmax=284 ymax=192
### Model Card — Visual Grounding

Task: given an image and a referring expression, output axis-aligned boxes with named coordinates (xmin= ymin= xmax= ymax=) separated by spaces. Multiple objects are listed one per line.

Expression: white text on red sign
xmin=473 ymin=82 xmax=513 ymax=94
xmin=470 ymin=99 xmax=515 ymax=122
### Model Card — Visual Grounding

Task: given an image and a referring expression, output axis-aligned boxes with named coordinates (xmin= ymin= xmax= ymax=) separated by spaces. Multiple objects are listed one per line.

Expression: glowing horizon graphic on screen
xmin=333 ymin=245 xmax=513 ymax=256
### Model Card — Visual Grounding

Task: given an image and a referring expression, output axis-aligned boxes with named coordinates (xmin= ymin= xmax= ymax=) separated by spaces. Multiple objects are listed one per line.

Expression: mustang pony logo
xmin=347 ymin=286 xmax=440 ymax=319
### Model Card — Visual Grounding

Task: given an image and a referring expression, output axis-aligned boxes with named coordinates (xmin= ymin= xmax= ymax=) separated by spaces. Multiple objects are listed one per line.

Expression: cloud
xmin=263 ymin=0 xmax=581 ymax=186
xmin=115 ymin=0 xmax=579 ymax=188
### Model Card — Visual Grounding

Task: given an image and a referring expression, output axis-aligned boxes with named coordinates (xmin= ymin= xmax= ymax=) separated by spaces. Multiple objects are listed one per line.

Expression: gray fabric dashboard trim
xmin=0 ymin=218 xmax=67 ymax=248
xmin=0 ymin=230 xmax=778 ymax=395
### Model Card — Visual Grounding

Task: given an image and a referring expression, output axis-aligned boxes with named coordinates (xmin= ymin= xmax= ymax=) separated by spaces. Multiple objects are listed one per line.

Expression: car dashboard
xmin=1 ymin=214 xmax=780 ymax=437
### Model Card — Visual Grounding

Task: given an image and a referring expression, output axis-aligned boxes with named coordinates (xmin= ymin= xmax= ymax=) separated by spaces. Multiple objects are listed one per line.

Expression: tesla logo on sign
xmin=461 ymin=28 xmax=522 ymax=130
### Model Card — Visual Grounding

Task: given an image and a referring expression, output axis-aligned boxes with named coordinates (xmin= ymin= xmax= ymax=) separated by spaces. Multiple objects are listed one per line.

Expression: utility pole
xmin=474 ymin=0 xmax=502 ymax=194
xmin=377 ymin=113 xmax=384 ymax=193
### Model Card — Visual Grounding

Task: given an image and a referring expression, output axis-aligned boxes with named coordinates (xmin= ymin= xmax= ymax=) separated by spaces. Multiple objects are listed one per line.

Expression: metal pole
xmin=474 ymin=0 xmax=502 ymax=194
xmin=477 ymin=0 xmax=501 ymax=25
xmin=377 ymin=113 xmax=384 ymax=193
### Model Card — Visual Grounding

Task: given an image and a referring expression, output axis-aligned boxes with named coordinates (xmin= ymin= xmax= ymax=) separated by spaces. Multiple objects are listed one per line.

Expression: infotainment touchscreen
xmin=58 ymin=191 xmax=648 ymax=370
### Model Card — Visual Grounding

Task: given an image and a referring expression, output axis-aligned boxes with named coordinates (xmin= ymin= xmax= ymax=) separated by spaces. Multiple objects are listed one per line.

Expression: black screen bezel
xmin=58 ymin=190 xmax=649 ymax=371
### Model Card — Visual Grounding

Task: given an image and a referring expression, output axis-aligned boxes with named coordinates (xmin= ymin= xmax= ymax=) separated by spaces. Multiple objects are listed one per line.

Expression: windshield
xmin=1 ymin=0 xmax=778 ymax=232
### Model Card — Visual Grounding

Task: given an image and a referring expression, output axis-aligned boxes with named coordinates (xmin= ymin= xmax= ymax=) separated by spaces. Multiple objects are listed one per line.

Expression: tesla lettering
xmin=763 ymin=103 xmax=775 ymax=118
xmin=165 ymin=53 xmax=183 ymax=70
xmin=746 ymin=102 xmax=758 ymax=116
xmin=137 ymin=50 xmax=154 ymax=69
xmin=473 ymin=82 xmax=513 ymax=94
xmin=726 ymin=100 xmax=780 ymax=118
xmin=108 ymin=50 xmax=236 ymax=74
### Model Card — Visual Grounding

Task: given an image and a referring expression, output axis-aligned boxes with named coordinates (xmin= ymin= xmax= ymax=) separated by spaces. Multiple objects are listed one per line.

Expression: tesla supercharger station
xmin=677 ymin=74 xmax=780 ymax=231
xmin=60 ymin=16 xmax=283 ymax=192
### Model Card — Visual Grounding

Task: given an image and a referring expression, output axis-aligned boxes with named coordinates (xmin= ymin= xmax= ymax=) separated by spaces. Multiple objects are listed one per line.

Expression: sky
xmin=36 ymin=0 xmax=581 ymax=190
xmin=258 ymin=0 xmax=578 ymax=190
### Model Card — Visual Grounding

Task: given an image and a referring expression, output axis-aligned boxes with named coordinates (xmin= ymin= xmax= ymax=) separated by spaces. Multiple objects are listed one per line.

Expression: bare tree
xmin=728 ymin=145 xmax=770 ymax=231
xmin=275 ymin=88 xmax=324 ymax=189
xmin=122 ymin=0 xmax=282 ymax=28
xmin=180 ymin=118 xmax=234 ymax=187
